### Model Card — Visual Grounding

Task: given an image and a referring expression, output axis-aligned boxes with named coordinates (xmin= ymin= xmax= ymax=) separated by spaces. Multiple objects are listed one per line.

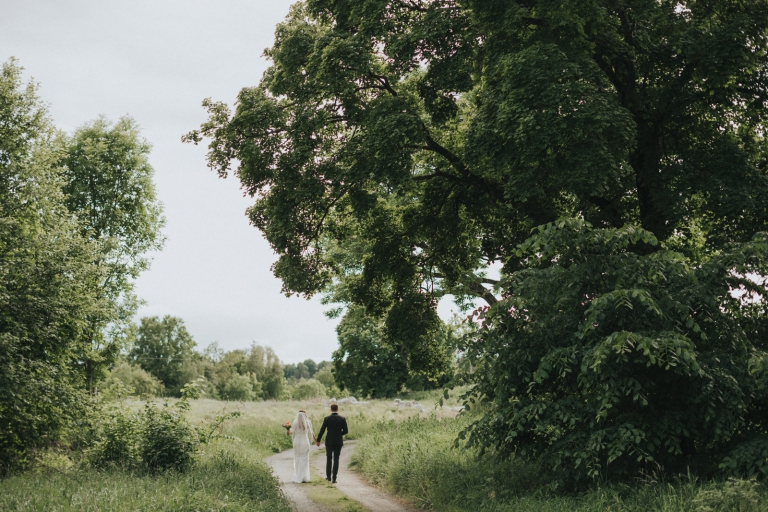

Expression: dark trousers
xmin=326 ymin=445 xmax=342 ymax=480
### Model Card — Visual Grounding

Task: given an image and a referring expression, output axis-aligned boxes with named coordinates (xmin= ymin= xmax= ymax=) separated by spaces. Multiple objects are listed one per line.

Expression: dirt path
xmin=266 ymin=441 xmax=413 ymax=512
xmin=266 ymin=445 xmax=329 ymax=512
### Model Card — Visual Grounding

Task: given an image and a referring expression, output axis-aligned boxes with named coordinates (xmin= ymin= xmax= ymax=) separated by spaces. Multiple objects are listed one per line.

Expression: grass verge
xmin=0 ymin=440 xmax=289 ymax=511
xmin=352 ymin=415 xmax=768 ymax=512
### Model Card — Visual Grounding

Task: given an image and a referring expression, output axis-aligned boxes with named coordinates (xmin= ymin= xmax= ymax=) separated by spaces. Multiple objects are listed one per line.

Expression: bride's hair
xmin=292 ymin=411 xmax=312 ymax=432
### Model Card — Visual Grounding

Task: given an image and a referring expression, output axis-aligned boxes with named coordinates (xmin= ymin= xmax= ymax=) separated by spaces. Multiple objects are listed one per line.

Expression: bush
xmin=91 ymin=404 xmax=142 ymax=468
xmin=221 ymin=373 xmax=261 ymax=401
xmin=90 ymin=385 xmax=239 ymax=472
xmin=315 ymin=366 xmax=335 ymax=389
xmin=140 ymin=402 xmax=199 ymax=471
xmin=100 ymin=361 xmax=164 ymax=398
xmin=286 ymin=378 xmax=328 ymax=400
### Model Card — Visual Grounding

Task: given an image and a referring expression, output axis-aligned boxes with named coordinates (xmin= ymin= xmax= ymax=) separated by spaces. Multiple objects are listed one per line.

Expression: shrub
xmin=100 ymin=361 xmax=164 ymax=398
xmin=287 ymin=378 xmax=328 ymax=400
xmin=91 ymin=404 xmax=142 ymax=468
xmin=314 ymin=366 xmax=335 ymax=389
xmin=221 ymin=373 xmax=261 ymax=401
xmin=140 ymin=401 xmax=199 ymax=471
xmin=462 ymin=220 xmax=768 ymax=483
xmin=90 ymin=384 xmax=239 ymax=471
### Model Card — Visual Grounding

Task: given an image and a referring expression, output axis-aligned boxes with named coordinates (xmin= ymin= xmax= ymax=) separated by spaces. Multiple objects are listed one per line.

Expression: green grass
xmin=0 ymin=440 xmax=289 ymax=511
xmin=351 ymin=415 xmax=768 ymax=512
xmin=0 ymin=394 xmax=459 ymax=511
xmin=9 ymin=394 xmax=766 ymax=511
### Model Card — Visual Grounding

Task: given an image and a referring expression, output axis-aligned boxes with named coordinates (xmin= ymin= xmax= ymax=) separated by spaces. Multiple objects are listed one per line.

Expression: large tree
xmin=0 ymin=59 xmax=107 ymax=471
xmin=187 ymin=1 xmax=768 ymax=479
xmin=61 ymin=116 xmax=165 ymax=390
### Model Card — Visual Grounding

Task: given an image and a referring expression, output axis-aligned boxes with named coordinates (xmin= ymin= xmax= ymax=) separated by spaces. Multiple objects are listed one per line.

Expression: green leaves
xmin=0 ymin=59 xmax=107 ymax=472
xmin=461 ymin=219 xmax=768 ymax=483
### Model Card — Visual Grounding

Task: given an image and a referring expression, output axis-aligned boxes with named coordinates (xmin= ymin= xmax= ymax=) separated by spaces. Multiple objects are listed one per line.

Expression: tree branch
xmin=432 ymin=272 xmax=498 ymax=306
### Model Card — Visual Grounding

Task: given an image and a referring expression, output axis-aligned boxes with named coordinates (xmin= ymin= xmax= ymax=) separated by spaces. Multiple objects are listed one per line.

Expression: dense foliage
xmin=333 ymin=305 xmax=456 ymax=397
xmin=129 ymin=315 xmax=197 ymax=395
xmin=462 ymin=220 xmax=768 ymax=482
xmin=187 ymin=0 xmax=768 ymax=481
xmin=118 ymin=328 xmax=335 ymax=400
xmin=0 ymin=59 xmax=163 ymax=472
xmin=0 ymin=60 xmax=106 ymax=472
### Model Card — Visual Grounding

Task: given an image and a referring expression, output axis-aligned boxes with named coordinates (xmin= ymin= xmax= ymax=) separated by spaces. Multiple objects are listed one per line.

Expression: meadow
xmin=0 ymin=393 xmax=450 ymax=511
xmin=3 ymin=392 xmax=768 ymax=511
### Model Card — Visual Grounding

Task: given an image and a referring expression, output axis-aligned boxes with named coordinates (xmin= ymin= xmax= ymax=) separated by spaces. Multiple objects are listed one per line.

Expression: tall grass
xmin=352 ymin=415 xmax=768 ymax=512
xmin=0 ymin=440 xmax=289 ymax=511
xmin=0 ymin=394 xmax=457 ymax=511
xmin=184 ymin=395 xmax=456 ymax=456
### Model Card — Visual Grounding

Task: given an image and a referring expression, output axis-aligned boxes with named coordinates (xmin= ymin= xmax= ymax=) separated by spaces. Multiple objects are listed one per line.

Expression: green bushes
xmin=285 ymin=378 xmax=329 ymax=400
xmin=91 ymin=388 xmax=239 ymax=472
xmin=140 ymin=402 xmax=200 ymax=471
xmin=461 ymin=221 xmax=768 ymax=483
xmin=100 ymin=360 xmax=164 ymax=398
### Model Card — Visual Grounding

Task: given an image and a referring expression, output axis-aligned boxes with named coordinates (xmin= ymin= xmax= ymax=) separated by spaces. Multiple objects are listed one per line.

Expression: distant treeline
xmin=101 ymin=315 xmax=337 ymax=401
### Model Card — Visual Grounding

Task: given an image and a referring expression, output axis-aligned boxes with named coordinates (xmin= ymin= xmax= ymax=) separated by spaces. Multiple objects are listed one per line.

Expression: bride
xmin=287 ymin=410 xmax=316 ymax=483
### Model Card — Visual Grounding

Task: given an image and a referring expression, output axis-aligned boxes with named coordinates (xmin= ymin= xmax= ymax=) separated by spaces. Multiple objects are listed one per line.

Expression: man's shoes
xmin=332 ymin=479 xmax=337 ymax=484
xmin=325 ymin=477 xmax=331 ymax=481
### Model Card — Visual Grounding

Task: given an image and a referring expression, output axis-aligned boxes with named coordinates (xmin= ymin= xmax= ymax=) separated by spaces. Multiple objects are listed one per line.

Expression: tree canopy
xmin=187 ymin=0 xmax=768 ymax=480
xmin=187 ymin=0 xmax=768 ymax=306
xmin=61 ymin=116 xmax=165 ymax=389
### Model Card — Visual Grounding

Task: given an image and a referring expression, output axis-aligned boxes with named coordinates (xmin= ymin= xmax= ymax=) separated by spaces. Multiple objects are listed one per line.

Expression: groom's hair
xmin=330 ymin=404 xmax=339 ymax=412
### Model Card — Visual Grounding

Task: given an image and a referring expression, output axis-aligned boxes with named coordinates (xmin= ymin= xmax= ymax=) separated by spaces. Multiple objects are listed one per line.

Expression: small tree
xmin=130 ymin=316 xmax=196 ymax=396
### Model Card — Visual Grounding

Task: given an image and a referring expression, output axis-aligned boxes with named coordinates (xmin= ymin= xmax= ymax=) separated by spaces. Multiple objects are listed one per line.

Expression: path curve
xmin=266 ymin=441 xmax=414 ymax=512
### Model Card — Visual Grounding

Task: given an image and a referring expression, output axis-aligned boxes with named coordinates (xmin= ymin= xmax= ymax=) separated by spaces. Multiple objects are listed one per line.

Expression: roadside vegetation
xmin=353 ymin=414 xmax=768 ymax=512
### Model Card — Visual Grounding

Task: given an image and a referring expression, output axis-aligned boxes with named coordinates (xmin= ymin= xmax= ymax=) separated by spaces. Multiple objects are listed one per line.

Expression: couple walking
xmin=287 ymin=403 xmax=348 ymax=484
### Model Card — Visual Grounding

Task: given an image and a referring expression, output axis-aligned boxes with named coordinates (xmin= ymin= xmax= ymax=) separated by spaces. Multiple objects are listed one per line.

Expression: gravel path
xmin=266 ymin=441 xmax=414 ymax=512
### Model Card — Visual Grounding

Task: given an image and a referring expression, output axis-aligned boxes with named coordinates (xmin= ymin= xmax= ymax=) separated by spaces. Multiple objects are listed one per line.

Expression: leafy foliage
xmin=333 ymin=306 xmax=455 ymax=398
xmin=186 ymin=0 xmax=768 ymax=481
xmin=100 ymin=359 xmax=165 ymax=398
xmin=130 ymin=315 xmax=197 ymax=396
xmin=0 ymin=59 xmax=106 ymax=472
xmin=462 ymin=220 xmax=768 ymax=482
xmin=61 ymin=117 xmax=164 ymax=390
xmin=91 ymin=384 xmax=241 ymax=472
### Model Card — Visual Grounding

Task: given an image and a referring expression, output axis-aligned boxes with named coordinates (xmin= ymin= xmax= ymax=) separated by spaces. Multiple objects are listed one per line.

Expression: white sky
xmin=1 ymin=0 xmax=463 ymax=364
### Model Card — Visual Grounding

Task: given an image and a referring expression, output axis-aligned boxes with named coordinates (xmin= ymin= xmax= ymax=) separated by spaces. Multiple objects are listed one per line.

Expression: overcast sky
xmin=2 ymin=0 xmax=465 ymax=364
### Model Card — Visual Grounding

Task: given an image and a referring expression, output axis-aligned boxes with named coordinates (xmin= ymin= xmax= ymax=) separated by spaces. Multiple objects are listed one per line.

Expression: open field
xmin=0 ymin=392 xmax=455 ymax=511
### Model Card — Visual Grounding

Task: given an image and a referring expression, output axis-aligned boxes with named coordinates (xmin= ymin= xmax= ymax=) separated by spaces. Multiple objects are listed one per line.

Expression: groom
xmin=316 ymin=403 xmax=348 ymax=483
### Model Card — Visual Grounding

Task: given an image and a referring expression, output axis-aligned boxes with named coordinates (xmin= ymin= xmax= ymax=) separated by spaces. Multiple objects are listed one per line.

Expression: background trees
xmin=130 ymin=315 xmax=197 ymax=396
xmin=188 ymin=0 xmax=768 ymax=481
xmin=61 ymin=116 xmax=165 ymax=390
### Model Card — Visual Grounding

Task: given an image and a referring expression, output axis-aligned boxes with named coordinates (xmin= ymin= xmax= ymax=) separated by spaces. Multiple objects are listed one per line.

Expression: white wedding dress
xmin=291 ymin=412 xmax=313 ymax=483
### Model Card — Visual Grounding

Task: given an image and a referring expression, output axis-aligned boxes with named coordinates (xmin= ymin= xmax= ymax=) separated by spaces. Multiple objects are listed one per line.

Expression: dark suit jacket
xmin=317 ymin=412 xmax=348 ymax=448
